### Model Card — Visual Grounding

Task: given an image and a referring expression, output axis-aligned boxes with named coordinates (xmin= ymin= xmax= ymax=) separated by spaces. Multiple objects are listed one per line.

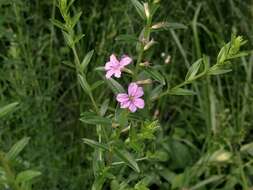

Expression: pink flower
xmin=105 ymin=54 xmax=132 ymax=79
xmin=116 ymin=83 xmax=145 ymax=112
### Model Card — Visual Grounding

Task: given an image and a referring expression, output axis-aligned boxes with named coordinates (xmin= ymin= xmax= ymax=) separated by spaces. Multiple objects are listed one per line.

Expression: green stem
xmin=156 ymin=71 xmax=207 ymax=100
xmin=111 ymin=157 xmax=148 ymax=166
xmin=72 ymin=46 xmax=81 ymax=73
xmin=134 ymin=25 xmax=151 ymax=80
xmin=71 ymin=45 xmax=102 ymax=162
xmin=134 ymin=46 xmax=144 ymax=79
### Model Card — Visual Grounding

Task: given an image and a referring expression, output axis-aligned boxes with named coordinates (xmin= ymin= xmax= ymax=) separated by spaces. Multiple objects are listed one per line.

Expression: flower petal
xmin=116 ymin=93 xmax=129 ymax=103
xmin=120 ymin=55 xmax=132 ymax=66
xmin=105 ymin=62 xmax=113 ymax=70
xmin=133 ymin=98 xmax=144 ymax=109
xmin=128 ymin=103 xmax=137 ymax=112
xmin=105 ymin=70 xmax=114 ymax=79
xmin=110 ymin=54 xmax=119 ymax=65
xmin=121 ymin=101 xmax=131 ymax=108
xmin=128 ymin=83 xmax=138 ymax=96
xmin=114 ymin=70 xmax=121 ymax=78
xmin=135 ymin=87 xmax=144 ymax=98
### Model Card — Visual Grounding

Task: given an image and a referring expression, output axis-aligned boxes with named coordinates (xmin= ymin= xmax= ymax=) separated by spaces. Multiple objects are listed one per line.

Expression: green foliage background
xmin=0 ymin=0 xmax=253 ymax=189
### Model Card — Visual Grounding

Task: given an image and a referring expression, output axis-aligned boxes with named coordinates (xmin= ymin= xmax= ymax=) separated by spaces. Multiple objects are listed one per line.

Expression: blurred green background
xmin=0 ymin=0 xmax=253 ymax=189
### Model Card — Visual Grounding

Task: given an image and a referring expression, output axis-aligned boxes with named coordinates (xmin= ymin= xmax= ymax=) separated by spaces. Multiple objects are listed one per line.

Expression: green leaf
xmin=217 ymin=44 xmax=229 ymax=64
xmin=130 ymin=0 xmax=145 ymax=20
xmin=0 ymin=102 xmax=19 ymax=118
xmin=151 ymin=22 xmax=187 ymax=31
xmin=240 ymin=142 xmax=253 ymax=156
xmin=74 ymin=34 xmax=85 ymax=44
xmin=115 ymin=108 xmax=128 ymax=127
xmin=226 ymin=52 xmax=248 ymax=60
xmin=82 ymin=138 xmax=109 ymax=151
xmin=100 ymin=99 xmax=110 ymax=116
xmin=190 ymin=175 xmax=224 ymax=190
xmin=81 ymin=50 xmax=94 ymax=71
xmin=78 ymin=74 xmax=92 ymax=96
xmin=6 ymin=137 xmax=30 ymax=161
xmin=66 ymin=0 xmax=76 ymax=12
xmin=50 ymin=18 xmax=67 ymax=31
xmin=113 ymin=148 xmax=140 ymax=173
xmin=106 ymin=78 xmax=125 ymax=94
xmin=92 ymin=167 xmax=111 ymax=190
xmin=165 ymin=139 xmax=192 ymax=169
xmin=116 ymin=34 xmax=139 ymax=43
xmin=208 ymin=68 xmax=232 ymax=75
xmin=159 ymin=169 xmax=176 ymax=184
xmin=185 ymin=59 xmax=202 ymax=81
xmin=150 ymin=84 xmax=163 ymax=100
xmin=80 ymin=112 xmax=112 ymax=126
xmin=71 ymin=11 xmax=82 ymax=28
xmin=144 ymin=69 xmax=165 ymax=85
xmin=16 ymin=170 xmax=41 ymax=184
xmin=62 ymin=31 xmax=74 ymax=47
xmin=91 ymin=80 xmax=104 ymax=91
xmin=169 ymin=88 xmax=196 ymax=96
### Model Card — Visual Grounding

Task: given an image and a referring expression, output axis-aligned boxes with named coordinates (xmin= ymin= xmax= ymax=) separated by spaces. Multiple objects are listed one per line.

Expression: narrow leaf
xmin=169 ymin=88 xmax=196 ymax=96
xmin=91 ymin=80 xmax=104 ymax=91
xmin=185 ymin=59 xmax=202 ymax=81
xmin=16 ymin=170 xmax=41 ymax=184
xmin=116 ymin=35 xmax=139 ymax=43
xmin=113 ymin=148 xmax=140 ymax=173
xmin=152 ymin=22 xmax=187 ymax=31
xmin=100 ymin=99 xmax=110 ymax=116
xmin=50 ymin=18 xmax=67 ymax=31
xmin=0 ymin=102 xmax=19 ymax=118
xmin=190 ymin=175 xmax=224 ymax=190
xmin=130 ymin=0 xmax=145 ymax=20
xmin=82 ymin=138 xmax=109 ymax=151
xmin=80 ymin=112 xmax=112 ymax=126
xmin=240 ymin=142 xmax=253 ymax=156
xmin=6 ymin=137 xmax=30 ymax=161
xmin=144 ymin=69 xmax=165 ymax=85
xmin=106 ymin=78 xmax=125 ymax=94
xmin=208 ymin=69 xmax=232 ymax=75
xmin=81 ymin=50 xmax=94 ymax=71
xmin=78 ymin=74 xmax=92 ymax=95
xmin=71 ymin=11 xmax=82 ymax=28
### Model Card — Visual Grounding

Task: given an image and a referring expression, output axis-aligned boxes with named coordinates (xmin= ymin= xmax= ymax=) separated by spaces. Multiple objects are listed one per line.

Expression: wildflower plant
xmin=51 ymin=0 xmax=248 ymax=189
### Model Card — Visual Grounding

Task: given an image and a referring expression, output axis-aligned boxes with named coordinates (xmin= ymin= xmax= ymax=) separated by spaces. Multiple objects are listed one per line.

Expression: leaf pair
xmin=83 ymin=138 xmax=140 ymax=173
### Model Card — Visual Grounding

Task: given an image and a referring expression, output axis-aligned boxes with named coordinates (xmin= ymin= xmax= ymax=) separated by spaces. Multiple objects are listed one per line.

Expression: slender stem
xmin=155 ymin=71 xmax=207 ymax=100
xmin=72 ymin=46 xmax=81 ymax=73
xmin=134 ymin=46 xmax=145 ymax=79
xmin=134 ymin=25 xmax=151 ymax=80
xmin=71 ymin=44 xmax=103 ymax=162
xmin=111 ymin=157 xmax=149 ymax=166
xmin=237 ymin=152 xmax=248 ymax=189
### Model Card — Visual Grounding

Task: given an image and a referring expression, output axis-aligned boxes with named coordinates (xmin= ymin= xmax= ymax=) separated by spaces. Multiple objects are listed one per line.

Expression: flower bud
xmin=112 ymin=123 xmax=119 ymax=129
xmin=136 ymin=79 xmax=153 ymax=85
xmin=165 ymin=55 xmax=171 ymax=64
xmin=139 ymin=61 xmax=151 ymax=67
xmin=122 ymin=68 xmax=134 ymax=75
xmin=144 ymin=3 xmax=150 ymax=20
xmin=209 ymin=150 xmax=232 ymax=163
xmin=144 ymin=39 xmax=156 ymax=51
xmin=151 ymin=22 xmax=168 ymax=30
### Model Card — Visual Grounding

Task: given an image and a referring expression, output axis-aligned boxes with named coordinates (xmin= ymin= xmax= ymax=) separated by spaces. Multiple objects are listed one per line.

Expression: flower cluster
xmin=105 ymin=54 xmax=145 ymax=112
